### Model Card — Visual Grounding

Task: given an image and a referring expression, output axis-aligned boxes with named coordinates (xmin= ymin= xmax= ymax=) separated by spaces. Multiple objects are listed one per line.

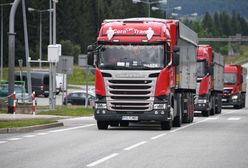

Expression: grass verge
xmin=39 ymin=106 xmax=94 ymax=117
xmin=0 ymin=120 xmax=56 ymax=129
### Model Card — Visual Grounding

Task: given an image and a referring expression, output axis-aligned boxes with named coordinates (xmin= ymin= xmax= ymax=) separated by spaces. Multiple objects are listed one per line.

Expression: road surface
xmin=0 ymin=108 xmax=247 ymax=168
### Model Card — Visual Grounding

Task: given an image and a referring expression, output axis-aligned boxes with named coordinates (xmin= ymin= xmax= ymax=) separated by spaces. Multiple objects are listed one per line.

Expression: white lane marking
xmin=49 ymin=124 xmax=96 ymax=133
xmin=207 ymin=117 xmax=218 ymax=120
xmin=228 ymin=117 xmax=241 ymax=121
xmin=23 ymin=135 xmax=36 ymax=138
xmin=170 ymin=118 xmax=209 ymax=133
xmin=65 ymin=116 xmax=94 ymax=121
xmin=86 ymin=153 xmax=119 ymax=167
xmin=36 ymin=132 xmax=49 ymax=136
xmin=8 ymin=138 xmax=22 ymax=141
xmin=150 ymin=133 xmax=167 ymax=140
xmin=0 ymin=141 xmax=7 ymax=144
xmin=124 ymin=141 xmax=147 ymax=151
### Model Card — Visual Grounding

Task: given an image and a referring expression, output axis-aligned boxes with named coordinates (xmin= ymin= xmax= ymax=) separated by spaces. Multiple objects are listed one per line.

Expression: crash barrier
xmin=0 ymin=92 xmax=36 ymax=114
xmin=0 ymin=92 xmax=14 ymax=113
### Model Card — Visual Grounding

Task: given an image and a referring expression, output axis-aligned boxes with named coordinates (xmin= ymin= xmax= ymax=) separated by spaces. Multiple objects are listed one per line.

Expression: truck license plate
xmin=222 ymin=99 xmax=227 ymax=102
xmin=122 ymin=116 xmax=138 ymax=121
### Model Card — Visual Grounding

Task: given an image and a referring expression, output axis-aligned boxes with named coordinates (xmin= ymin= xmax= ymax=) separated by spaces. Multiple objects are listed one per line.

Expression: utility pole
xmin=8 ymin=0 xmax=21 ymax=113
xmin=0 ymin=2 xmax=12 ymax=81
xmin=22 ymin=0 xmax=32 ymax=96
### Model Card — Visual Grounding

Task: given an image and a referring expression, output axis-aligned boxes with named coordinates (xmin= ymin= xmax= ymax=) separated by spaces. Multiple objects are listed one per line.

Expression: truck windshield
xmin=196 ymin=61 xmax=207 ymax=78
xmin=98 ymin=45 xmax=165 ymax=70
xmin=224 ymin=73 xmax=236 ymax=85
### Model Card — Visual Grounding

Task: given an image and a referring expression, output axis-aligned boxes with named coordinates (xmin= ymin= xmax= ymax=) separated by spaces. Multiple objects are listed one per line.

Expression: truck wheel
xmin=97 ymin=121 xmax=109 ymax=130
xmin=173 ymin=93 xmax=182 ymax=127
xmin=202 ymin=110 xmax=210 ymax=117
xmin=161 ymin=120 xmax=172 ymax=130
xmin=210 ymin=96 xmax=216 ymax=115
xmin=120 ymin=121 xmax=129 ymax=127
xmin=189 ymin=112 xmax=194 ymax=123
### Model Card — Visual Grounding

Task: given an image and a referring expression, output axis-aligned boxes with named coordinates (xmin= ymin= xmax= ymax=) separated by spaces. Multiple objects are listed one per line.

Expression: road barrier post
xmin=13 ymin=91 xmax=16 ymax=115
xmin=32 ymin=91 xmax=36 ymax=115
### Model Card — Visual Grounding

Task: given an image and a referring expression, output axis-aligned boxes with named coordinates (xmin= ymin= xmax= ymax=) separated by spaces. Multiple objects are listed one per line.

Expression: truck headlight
xmin=232 ymin=95 xmax=238 ymax=100
xmin=154 ymin=104 xmax=167 ymax=109
xmin=95 ymin=103 xmax=107 ymax=109
xmin=198 ymin=99 xmax=207 ymax=103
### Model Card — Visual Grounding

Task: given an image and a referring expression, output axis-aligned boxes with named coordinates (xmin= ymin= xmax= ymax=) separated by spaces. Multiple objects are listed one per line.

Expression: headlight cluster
xmin=231 ymin=95 xmax=238 ymax=100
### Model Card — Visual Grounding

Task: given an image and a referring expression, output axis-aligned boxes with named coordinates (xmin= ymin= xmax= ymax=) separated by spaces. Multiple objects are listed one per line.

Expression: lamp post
xmin=0 ymin=2 xmax=12 ymax=81
xmin=28 ymin=7 xmax=52 ymax=68
xmin=171 ymin=12 xmax=198 ymax=20
xmin=132 ymin=0 xmax=167 ymax=17
xmin=151 ymin=6 xmax=182 ymax=18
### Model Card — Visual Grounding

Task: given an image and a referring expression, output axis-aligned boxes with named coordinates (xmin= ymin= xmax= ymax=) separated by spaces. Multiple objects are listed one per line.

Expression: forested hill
xmin=167 ymin=0 xmax=248 ymax=18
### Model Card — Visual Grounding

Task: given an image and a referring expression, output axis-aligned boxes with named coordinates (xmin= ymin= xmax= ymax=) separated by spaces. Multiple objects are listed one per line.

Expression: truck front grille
xmin=106 ymin=79 xmax=155 ymax=112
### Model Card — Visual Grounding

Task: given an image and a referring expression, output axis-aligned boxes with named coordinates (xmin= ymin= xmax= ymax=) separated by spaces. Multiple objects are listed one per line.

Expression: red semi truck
xmin=195 ymin=45 xmax=224 ymax=116
xmin=87 ymin=18 xmax=198 ymax=130
xmin=222 ymin=64 xmax=247 ymax=108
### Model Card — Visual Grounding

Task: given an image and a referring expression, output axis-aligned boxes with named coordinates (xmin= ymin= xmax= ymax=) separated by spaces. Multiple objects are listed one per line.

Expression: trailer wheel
xmin=97 ymin=121 xmax=109 ymax=130
xmin=161 ymin=120 xmax=172 ymax=130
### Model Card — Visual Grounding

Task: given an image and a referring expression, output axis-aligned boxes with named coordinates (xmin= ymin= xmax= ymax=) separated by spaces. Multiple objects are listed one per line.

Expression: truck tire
xmin=161 ymin=120 xmax=172 ymax=130
xmin=182 ymin=93 xmax=194 ymax=123
xmin=210 ymin=96 xmax=216 ymax=115
xmin=97 ymin=121 xmax=109 ymax=130
xmin=173 ymin=93 xmax=182 ymax=127
xmin=215 ymin=94 xmax=222 ymax=114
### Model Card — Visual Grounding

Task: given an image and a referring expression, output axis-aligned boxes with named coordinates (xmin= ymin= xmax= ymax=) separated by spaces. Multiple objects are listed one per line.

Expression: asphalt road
xmin=0 ymin=108 xmax=248 ymax=168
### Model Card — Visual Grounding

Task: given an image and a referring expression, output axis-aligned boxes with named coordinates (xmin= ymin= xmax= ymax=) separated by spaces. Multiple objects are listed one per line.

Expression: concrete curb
xmin=0 ymin=122 xmax=64 ymax=134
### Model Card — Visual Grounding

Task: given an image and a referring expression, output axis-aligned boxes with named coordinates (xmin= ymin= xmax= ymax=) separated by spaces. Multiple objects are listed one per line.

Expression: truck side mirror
xmin=87 ymin=45 xmax=94 ymax=66
xmin=209 ymin=64 xmax=214 ymax=76
xmin=172 ymin=53 xmax=179 ymax=66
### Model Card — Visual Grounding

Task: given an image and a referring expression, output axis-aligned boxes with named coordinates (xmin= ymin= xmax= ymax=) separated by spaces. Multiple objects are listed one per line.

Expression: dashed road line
xmin=124 ymin=141 xmax=147 ymax=151
xmin=36 ymin=132 xmax=49 ymax=136
xmin=23 ymin=135 xmax=36 ymax=138
xmin=86 ymin=153 xmax=119 ymax=167
xmin=0 ymin=141 xmax=7 ymax=144
xmin=150 ymin=133 xmax=167 ymax=140
xmin=49 ymin=124 xmax=96 ymax=133
xmin=228 ymin=117 xmax=241 ymax=121
xmin=8 ymin=138 xmax=22 ymax=141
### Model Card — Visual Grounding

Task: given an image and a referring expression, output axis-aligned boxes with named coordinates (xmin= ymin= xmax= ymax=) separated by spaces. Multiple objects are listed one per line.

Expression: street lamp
xmin=152 ymin=6 xmax=182 ymax=18
xmin=0 ymin=2 xmax=13 ymax=81
xmin=132 ymin=0 xmax=167 ymax=17
xmin=28 ymin=7 xmax=53 ymax=68
xmin=171 ymin=12 xmax=198 ymax=19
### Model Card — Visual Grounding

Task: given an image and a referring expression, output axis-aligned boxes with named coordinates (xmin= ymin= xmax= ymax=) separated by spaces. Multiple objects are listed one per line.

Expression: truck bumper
xmin=195 ymin=103 xmax=209 ymax=111
xmin=94 ymin=109 xmax=171 ymax=122
xmin=222 ymin=96 xmax=240 ymax=106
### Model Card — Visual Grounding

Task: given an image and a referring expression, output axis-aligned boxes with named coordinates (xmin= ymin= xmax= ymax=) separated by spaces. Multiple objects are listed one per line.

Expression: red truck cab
xmin=222 ymin=65 xmax=247 ymax=108
xmin=195 ymin=45 xmax=224 ymax=116
xmin=87 ymin=18 xmax=198 ymax=130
